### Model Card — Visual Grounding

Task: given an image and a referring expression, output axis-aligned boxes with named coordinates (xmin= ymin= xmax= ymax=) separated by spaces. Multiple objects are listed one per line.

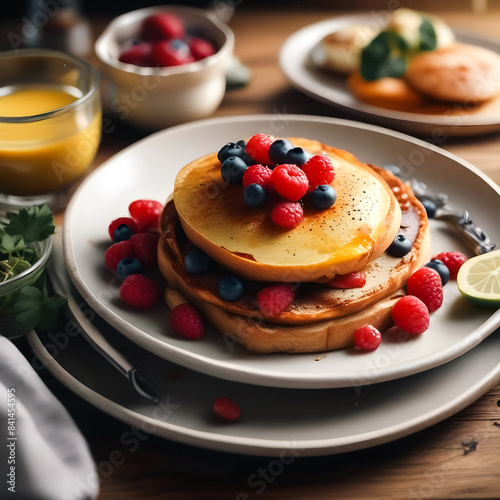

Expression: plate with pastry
xmin=63 ymin=114 xmax=500 ymax=389
xmin=280 ymin=9 xmax=500 ymax=136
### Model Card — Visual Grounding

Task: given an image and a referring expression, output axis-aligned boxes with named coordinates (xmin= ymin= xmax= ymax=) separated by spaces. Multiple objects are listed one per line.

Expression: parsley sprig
xmin=0 ymin=204 xmax=67 ymax=335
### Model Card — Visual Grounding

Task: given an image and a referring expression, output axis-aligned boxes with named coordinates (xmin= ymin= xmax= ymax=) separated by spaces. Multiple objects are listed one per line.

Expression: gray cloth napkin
xmin=0 ymin=336 xmax=98 ymax=500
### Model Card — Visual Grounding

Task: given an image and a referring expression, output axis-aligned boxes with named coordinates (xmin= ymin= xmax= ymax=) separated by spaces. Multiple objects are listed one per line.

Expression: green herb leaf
xmin=419 ymin=18 xmax=437 ymax=51
xmin=12 ymin=285 xmax=67 ymax=331
xmin=5 ymin=204 xmax=55 ymax=245
xmin=0 ymin=228 xmax=26 ymax=256
xmin=360 ymin=31 xmax=408 ymax=81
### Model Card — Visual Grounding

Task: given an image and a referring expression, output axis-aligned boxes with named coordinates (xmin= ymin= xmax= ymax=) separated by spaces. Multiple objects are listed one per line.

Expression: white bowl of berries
xmin=95 ymin=5 xmax=234 ymax=130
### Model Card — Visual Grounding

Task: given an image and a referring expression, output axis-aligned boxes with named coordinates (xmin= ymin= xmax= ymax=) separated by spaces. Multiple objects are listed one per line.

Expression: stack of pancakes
xmin=158 ymin=138 xmax=431 ymax=353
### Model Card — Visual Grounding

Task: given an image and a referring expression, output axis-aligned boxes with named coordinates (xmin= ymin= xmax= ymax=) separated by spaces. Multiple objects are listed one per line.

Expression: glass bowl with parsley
xmin=0 ymin=204 xmax=65 ymax=338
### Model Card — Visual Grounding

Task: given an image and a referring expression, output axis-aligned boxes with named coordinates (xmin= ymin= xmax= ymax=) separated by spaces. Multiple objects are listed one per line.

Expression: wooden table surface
xmin=14 ymin=6 xmax=500 ymax=499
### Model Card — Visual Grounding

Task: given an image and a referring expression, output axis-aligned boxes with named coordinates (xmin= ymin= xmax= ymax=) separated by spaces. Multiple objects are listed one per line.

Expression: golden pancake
xmin=159 ymin=164 xmax=430 ymax=326
xmin=173 ymin=138 xmax=402 ymax=283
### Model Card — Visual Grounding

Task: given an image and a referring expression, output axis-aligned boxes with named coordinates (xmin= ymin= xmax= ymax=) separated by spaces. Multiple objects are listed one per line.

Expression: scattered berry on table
xmin=387 ymin=234 xmax=412 ymax=257
xmin=268 ymin=138 xmax=294 ymax=165
xmin=382 ymin=164 xmax=401 ymax=177
xmin=184 ymin=247 xmax=213 ymax=274
xmin=120 ymin=274 xmax=159 ymax=309
xmin=243 ymin=183 xmax=267 ymax=207
xmin=108 ymin=217 xmax=139 ymax=241
xmin=301 ymin=155 xmax=335 ymax=192
xmin=311 ymin=184 xmax=337 ymax=209
xmin=116 ymin=257 xmax=143 ymax=281
xmin=128 ymin=199 xmax=163 ymax=231
xmin=129 ymin=232 xmax=160 ymax=268
xmin=425 ymin=259 xmax=450 ymax=285
xmin=431 ymin=251 xmax=468 ymax=280
xmin=219 ymin=275 xmax=245 ymax=302
xmin=188 ymin=36 xmax=216 ymax=60
xmin=220 ymin=156 xmax=248 ymax=184
xmin=105 ymin=240 xmax=135 ymax=271
xmin=328 ymin=271 xmax=366 ymax=288
xmin=245 ymin=133 xmax=275 ymax=166
xmin=169 ymin=303 xmax=204 ymax=339
xmin=152 ymin=39 xmax=195 ymax=66
xmin=257 ymin=284 xmax=295 ymax=317
xmin=285 ymin=147 xmax=310 ymax=166
xmin=271 ymin=200 xmax=303 ymax=228
xmin=353 ymin=325 xmax=382 ymax=351
xmin=141 ymin=13 xmax=185 ymax=42
xmin=118 ymin=42 xmax=155 ymax=67
xmin=213 ymin=397 xmax=240 ymax=422
xmin=242 ymin=164 xmax=273 ymax=191
xmin=392 ymin=295 xmax=430 ymax=335
xmin=421 ymin=199 xmax=437 ymax=219
xmin=407 ymin=267 xmax=443 ymax=312
xmin=271 ymin=164 xmax=308 ymax=201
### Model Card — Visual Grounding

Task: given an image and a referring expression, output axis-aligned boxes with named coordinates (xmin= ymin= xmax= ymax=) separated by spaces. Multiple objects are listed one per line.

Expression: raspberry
xmin=118 ymin=42 xmax=155 ymax=67
xmin=392 ymin=295 xmax=430 ymax=335
xmin=301 ymin=155 xmax=335 ymax=192
xmin=431 ymin=251 xmax=468 ymax=280
xmin=353 ymin=325 xmax=382 ymax=351
xmin=120 ymin=274 xmax=159 ymax=309
xmin=189 ymin=37 xmax=216 ymax=60
xmin=128 ymin=199 xmax=164 ymax=232
xmin=108 ymin=217 xmax=139 ymax=241
xmin=141 ymin=13 xmax=185 ymax=41
xmin=246 ymin=133 xmax=275 ymax=166
xmin=271 ymin=164 xmax=308 ymax=201
xmin=129 ymin=232 xmax=160 ymax=268
xmin=152 ymin=39 xmax=195 ymax=67
xmin=169 ymin=303 xmax=204 ymax=339
xmin=104 ymin=241 xmax=135 ymax=271
xmin=242 ymin=164 xmax=273 ymax=191
xmin=328 ymin=271 xmax=366 ymax=288
xmin=407 ymin=267 xmax=443 ymax=312
xmin=271 ymin=200 xmax=303 ymax=228
xmin=213 ymin=397 xmax=240 ymax=421
xmin=257 ymin=284 xmax=294 ymax=317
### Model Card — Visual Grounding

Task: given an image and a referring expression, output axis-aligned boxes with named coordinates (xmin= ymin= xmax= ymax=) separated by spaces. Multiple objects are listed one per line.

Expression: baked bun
xmin=314 ymin=24 xmax=378 ymax=74
xmin=405 ymin=43 xmax=500 ymax=103
xmin=173 ymin=138 xmax=402 ymax=283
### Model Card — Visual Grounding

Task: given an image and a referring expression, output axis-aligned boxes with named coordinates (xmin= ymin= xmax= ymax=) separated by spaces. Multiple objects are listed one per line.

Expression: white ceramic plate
xmin=279 ymin=14 xmax=500 ymax=136
xmin=63 ymin=114 xmax=500 ymax=389
xmin=26 ymin=291 xmax=500 ymax=457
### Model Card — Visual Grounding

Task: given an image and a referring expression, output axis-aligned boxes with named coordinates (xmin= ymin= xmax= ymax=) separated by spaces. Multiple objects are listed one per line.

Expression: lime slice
xmin=457 ymin=249 xmax=500 ymax=307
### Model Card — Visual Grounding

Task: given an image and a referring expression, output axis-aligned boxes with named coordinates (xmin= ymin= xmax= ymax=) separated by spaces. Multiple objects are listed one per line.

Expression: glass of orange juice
xmin=0 ymin=49 xmax=101 ymax=210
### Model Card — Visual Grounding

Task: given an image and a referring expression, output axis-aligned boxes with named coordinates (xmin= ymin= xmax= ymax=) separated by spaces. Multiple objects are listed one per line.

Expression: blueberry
xmin=285 ymin=147 xmax=310 ymax=166
xmin=218 ymin=142 xmax=253 ymax=165
xmin=219 ymin=275 xmax=244 ymax=301
xmin=117 ymin=257 xmax=143 ymax=281
xmin=387 ymin=234 xmax=412 ymax=257
xmin=184 ymin=247 xmax=213 ymax=274
xmin=113 ymin=224 xmax=134 ymax=242
xmin=221 ymin=156 xmax=248 ymax=184
xmin=243 ymin=183 xmax=267 ymax=207
xmin=421 ymin=199 xmax=437 ymax=219
xmin=311 ymin=184 xmax=337 ymax=209
xmin=268 ymin=139 xmax=294 ymax=165
xmin=382 ymin=164 xmax=402 ymax=177
xmin=425 ymin=259 xmax=450 ymax=285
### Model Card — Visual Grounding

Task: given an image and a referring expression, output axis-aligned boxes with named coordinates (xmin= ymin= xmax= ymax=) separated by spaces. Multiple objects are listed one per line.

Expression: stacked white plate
xmin=29 ymin=115 xmax=500 ymax=456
